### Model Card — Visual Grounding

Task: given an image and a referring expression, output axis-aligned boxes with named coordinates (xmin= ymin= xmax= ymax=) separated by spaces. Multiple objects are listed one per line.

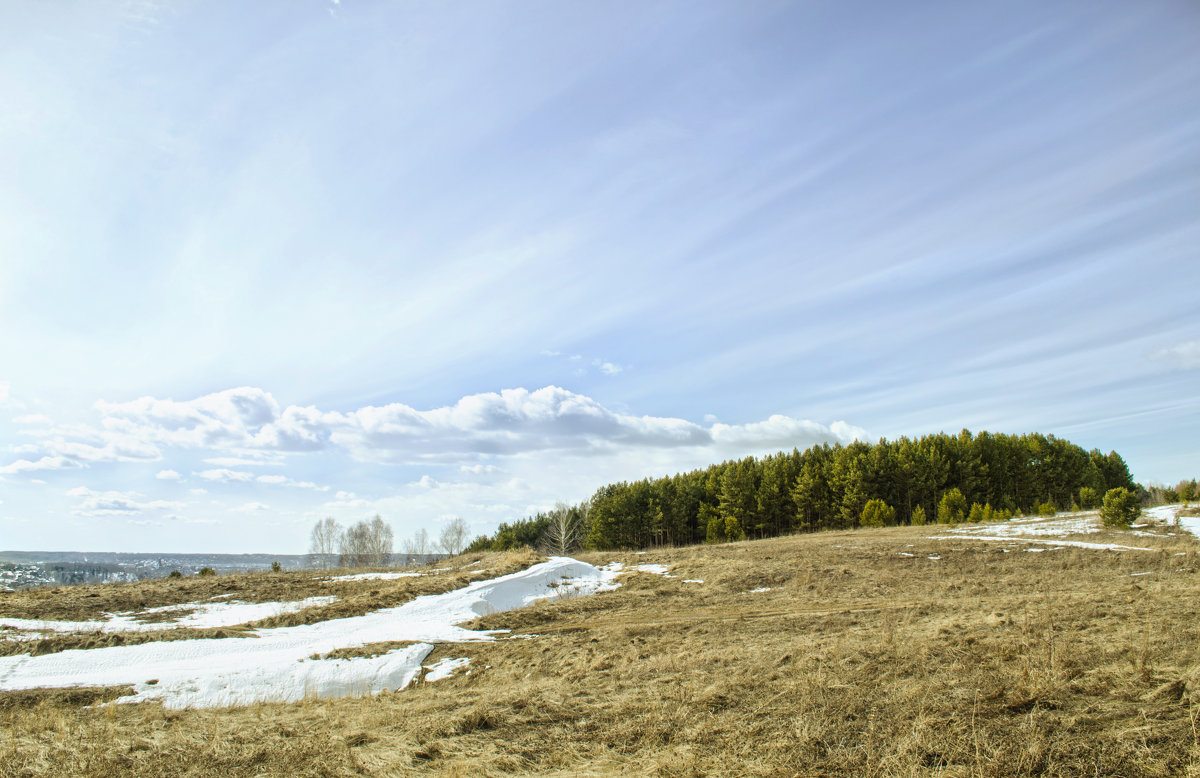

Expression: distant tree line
xmin=308 ymin=515 xmax=470 ymax=569
xmin=467 ymin=430 xmax=1143 ymax=552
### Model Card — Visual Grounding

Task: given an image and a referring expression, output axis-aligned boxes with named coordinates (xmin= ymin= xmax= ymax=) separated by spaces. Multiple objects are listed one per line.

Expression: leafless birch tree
xmin=541 ymin=500 xmax=587 ymax=555
xmin=438 ymin=517 xmax=469 ymax=557
xmin=309 ymin=517 xmax=343 ymax=569
xmin=339 ymin=515 xmax=394 ymax=567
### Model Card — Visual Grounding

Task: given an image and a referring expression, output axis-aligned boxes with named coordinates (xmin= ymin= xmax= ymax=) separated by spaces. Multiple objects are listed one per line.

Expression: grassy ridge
xmin=2 ymin=522 xmax=1199 ymax=776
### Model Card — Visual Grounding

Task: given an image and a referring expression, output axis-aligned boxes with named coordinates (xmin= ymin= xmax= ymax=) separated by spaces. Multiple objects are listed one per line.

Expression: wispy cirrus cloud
xmin=1152 ymin=339 xmax=1200 ymax=370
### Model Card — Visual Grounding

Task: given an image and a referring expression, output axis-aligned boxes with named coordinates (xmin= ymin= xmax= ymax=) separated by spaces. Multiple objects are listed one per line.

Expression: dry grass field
xmin=3 ymin=520 xmax=1199 ymax=777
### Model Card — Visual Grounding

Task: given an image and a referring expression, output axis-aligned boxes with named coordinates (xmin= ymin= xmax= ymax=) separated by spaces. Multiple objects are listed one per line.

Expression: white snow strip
xmin=324 ymin=572 xmax=423 ymax=582
xmin=423 ymin=657 xmax=469 ymax=682
xmin=927 ymin=556 xmax=941 ymax=560
xmin=1141 ymin=504 xmax=1200 ymax=538
xmin=0 ymin=557 xmax=619 ymax=709
xmin=635 ymin=564 xmax=670 ymax=575
xmin=682 ymin=579 xmax=704 ymax=584
xmin=948 ymin=515 xmax=1099 ymax=538
xmin=1130 ymin=572 xmax=1153 ymax=577
xmin=747 ymin=587 xmax=772 ymax=593
xmin=898 ymin=552 xmax=914 ymax=557
xmin=0 ymin=597 xmax=338 ymax=636
xmin=932 ymin=536 xmax=1154 ymax=552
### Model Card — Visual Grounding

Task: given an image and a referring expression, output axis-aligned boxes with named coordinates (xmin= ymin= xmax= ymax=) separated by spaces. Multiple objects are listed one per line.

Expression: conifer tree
xmin=860 ymin=499 xmax=895 ymax=527
xmin=1100 ymin=487 xmax=1140 ymax=528
xmin=938 ymin=488 xmax=967 ymax=524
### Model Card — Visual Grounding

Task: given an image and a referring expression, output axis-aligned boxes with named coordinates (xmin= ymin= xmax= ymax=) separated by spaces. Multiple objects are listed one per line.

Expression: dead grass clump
xmin=0 ymin=626 xmax=256 ymax=657
xmin=315 ymin=641 xmax=419 ymax=661
xmin=0 ymin=685 xmax=133 ymax=711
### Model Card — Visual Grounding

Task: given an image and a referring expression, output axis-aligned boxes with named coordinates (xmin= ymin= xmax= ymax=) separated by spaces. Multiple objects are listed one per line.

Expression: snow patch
xmin=423 ymin=657 xmax=470 ymax=682
xmin=0 ymin=557 xmax=621 ymax=709
xmin=933 ymin=536 xmax=1154 ymax=552
xmin=0 ymin=597 xmax=338 ymax=636
xmin=324 ymin=572 xmax=422 ymax=582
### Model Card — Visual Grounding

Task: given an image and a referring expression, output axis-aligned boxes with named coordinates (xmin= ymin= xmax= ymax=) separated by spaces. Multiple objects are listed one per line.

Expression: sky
xmin=1 ymin=0 xmax=1198 ymax=553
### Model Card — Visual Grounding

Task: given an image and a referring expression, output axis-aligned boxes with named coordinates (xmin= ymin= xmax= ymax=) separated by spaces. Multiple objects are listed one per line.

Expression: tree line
xmin=468 ymin=430 xmax=1143 ymax=552
xmin=308 ymin=515 xmax=471 ymax=569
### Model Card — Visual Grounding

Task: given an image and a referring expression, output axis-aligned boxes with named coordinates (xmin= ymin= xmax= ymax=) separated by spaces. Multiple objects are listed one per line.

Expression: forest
xmin=467 ymin=430 xmax=1146 ymax=552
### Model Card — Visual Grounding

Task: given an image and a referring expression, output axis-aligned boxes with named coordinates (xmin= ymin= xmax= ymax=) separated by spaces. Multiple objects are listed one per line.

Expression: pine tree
xmin=937 ymin=488 xmax=967 ymax=524
xmin=1100 ymin=487 xmax=1140 ymax=528
xmin=910 ymin=505 xmax=927 ymax=526
xmin=860 ymin=499 xmax=896 ymax=527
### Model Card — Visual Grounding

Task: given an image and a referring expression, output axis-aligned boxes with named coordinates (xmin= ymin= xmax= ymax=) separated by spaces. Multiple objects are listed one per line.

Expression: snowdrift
xmin=0 ymin=557 xmax=620 ymax=709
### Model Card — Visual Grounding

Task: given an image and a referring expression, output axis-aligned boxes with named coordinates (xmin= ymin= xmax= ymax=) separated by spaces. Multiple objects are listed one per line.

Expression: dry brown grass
xmin=0 ymin=549 xmax=541 ymax=658
xmin=3 ymin=528 xmax=1199 ymax=776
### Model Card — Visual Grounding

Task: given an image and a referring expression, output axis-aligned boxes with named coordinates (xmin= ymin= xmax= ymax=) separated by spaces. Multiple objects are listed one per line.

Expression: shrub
xmin=198 ymin=567 xmax=217 ymax=577
xmin=270 ymin=561 xmax=282 ymax=573
xmin=723 ymin=516 xmax=745 ymax=542
xmin=1037 ymin=501 xmax=1056 ymax=517
xmin=980 ymin=504 xmax=994 ymax=523
xmin=704 ymin=513 xmax=722 ymax=543
xmin=967 ymin=503 xmax=983 ymax=523
xmin=1100 ymin=487 xmax=1141 ymax=528
xmin=167 ymin=570 xmax=182 ymax=579
xmin=910 ymin=505 xmax=927 ymax=526
xmin=1079 ymin=487 xmax=1099 ymax=509
xmin=860 ymin=499 xmax=895 ymax=527
xmin=937 ymin=489 xmax=967 ymax=525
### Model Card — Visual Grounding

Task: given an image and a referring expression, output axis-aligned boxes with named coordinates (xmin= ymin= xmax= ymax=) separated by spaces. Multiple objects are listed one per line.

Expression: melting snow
xmin=682 ymin=579 xmax=704 ymax=584
xmin=423 ymin=657 xmax=470 ymax=682
xmin=0 ymin=557 xmax=621 ymax=709
xmin=0 ymin=597 xmax=338 ymax=636
xmin=635 ymin=564 xmax=670 ymax=575
xmin=324 ymin=572 xmax=423 ymax=582
xmin=1146 ymin=504 xmax=1200 ymax=539
xmin=747 ymin=587 xmax=772 ymax=593
xmin=933 ymin=536 xmax=1154 ymax=552
xmin=949 ymin=515 xmax=1099 ymax=538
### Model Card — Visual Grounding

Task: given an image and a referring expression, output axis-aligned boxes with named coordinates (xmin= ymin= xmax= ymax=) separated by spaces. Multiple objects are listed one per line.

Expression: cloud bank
xmin=4 ymin=386 xmax=864 ymax=474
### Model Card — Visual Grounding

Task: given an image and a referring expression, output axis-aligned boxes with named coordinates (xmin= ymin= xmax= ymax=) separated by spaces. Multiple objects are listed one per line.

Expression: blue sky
xmin=1 ymin=0 xmax=1197 ymax=553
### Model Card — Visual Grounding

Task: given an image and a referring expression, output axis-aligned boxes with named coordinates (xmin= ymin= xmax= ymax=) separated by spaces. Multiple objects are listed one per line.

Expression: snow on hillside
xmin=1146 ymin=503 xmax=1200 ymax=538
xmin=323 ymin=572 xmax=423 ymax=582
xmin=0 ymin=596 xmax=338 ymax=638
xmin=0 ymin=557 xmax=621 ymax=709
xmin=934 ymin=504 xmax=1199 ymax=550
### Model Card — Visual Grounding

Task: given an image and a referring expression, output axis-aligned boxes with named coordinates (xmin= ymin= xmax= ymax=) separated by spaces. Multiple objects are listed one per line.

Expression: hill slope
xmin=3 ymin=510 xmax=1199 ymax=776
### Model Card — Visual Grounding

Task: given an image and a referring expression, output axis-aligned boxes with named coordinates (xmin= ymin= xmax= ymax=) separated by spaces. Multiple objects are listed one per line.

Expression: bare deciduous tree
xmin=339 ymin=515 xmax=394 ymax=567
xmin=438 ymin=517 xmax=469 ymax=557
xmin=402 ymin=527 xmax=431 ymax=565
xmin=309 ymin=517 xmax=343 ymax=569
xmin=541 ymin=500 xmax=587 ymax=555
